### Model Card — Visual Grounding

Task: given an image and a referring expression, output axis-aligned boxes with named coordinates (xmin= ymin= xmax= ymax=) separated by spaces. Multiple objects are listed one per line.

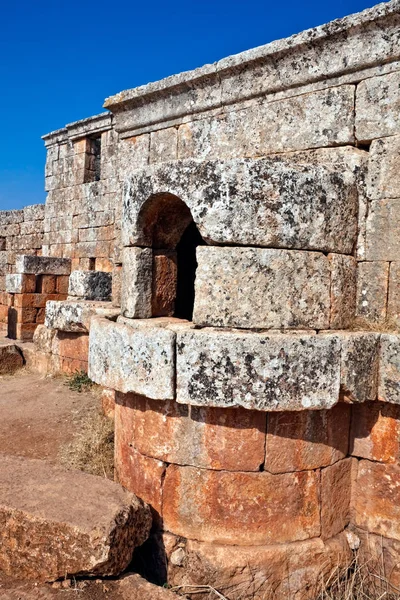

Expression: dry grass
xmin=59 ymin=409 xmax=114 ymax=479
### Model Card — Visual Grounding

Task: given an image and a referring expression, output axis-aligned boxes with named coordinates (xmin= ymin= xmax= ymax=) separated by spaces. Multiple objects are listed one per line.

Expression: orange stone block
xmin=115 ymin=401 xmax=166 ymax=522
xmin=0 ymin=305 xmax=8 ymax=323
xmin=321 ymin=458 xmax=355 ymax=539
xmin=152 ymin=251 xmax=177 ymax=317
xmin=163 ymin=464 xmax=320 ymax=545
xmin=351 ymin=401 xmax=400 ymax=463
xmin=101 ymin=389 xmax=116 ymax=419
xmin=56 ymin=276 xmax=70 ymax=294
xmin=95 ymin=257 xmax=113 ymax=273
xmin=38 ymin=275 xmax=57 ymax=294
xmin=54 ymin=332 xmax=89 ymax=361
xmin=265 ymin=403 xmax=350 ymax=473
xmin=116 ymin=393 xmax=266 ymax=472
xmin=15 ymin=307 xmax=38 ymax=324
xmin=15 ymin=323 xmax=37 ymax=341
xmin=60 ymin=358 xmax=88 ymax=375
xmin=354 ymin=460 xmax=400 ymax=540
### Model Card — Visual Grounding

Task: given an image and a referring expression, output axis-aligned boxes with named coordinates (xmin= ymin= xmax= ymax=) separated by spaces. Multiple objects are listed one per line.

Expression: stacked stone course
xmin=2 ymin=0 xmax=400 ymax=596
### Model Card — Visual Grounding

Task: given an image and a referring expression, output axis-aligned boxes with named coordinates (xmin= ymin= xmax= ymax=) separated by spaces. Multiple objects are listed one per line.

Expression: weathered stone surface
xmin=356 ymin=261 xmax=389 ymax=322
xmin=122 ymin=157 xmax=358 ymax=253
xmin=351 ymin=401 xmax=400 ymax=463
xmin=356 ymin=71 xmax=400 ymax=142
xmin=89 ymin=317 xmax=175 ymax=399
xmin=265 ymin=403 xmax=350 ymax=474
xmin=152 ymin=251 xmax=177 ymax=317
xmin=328 ymin=254 xmax=356 ymax=329
xmin=163 ymin=464 xmax=320 ymax=545
xmin=23 ymin=204 xmax=45 ymax=222
xmin=179 ymin=86 xmax=355 ymax=159
xmin=116 ymin=392 xmax=266 ymax=471
xmin=150 ymin=127 xmax=178 ymax=163
xmin=33 ymin=324 xmax=57 ymax=354
xmin=0 ymin=342 xmax=23 ymax=374
xmin=193 ymin=247 xmax=331 ymax=329
xmin=365 ymin=199 xmax=400 ymax=261
xmin=165 ymin=533 xmax=351 ymax=600
xmin=321 ymin=458 xmax=354 ymax=539
xmin=5 ymin=273 xmax=36 ymax=294
xmin=354 ymin=460 xmax=400 ymax=541
xmin=388 ymin=262 xmax=400 ymax=324
xmin=379 ymin=334 xmax=400 ymax=405
xmin=367 ymin=135 xmax=400 ymax=199
xmin=176 ymin=329 xmax=341 ymax=411
xmin=15 ymin=255 xmax=71 ymax=275
xmin=117 ymin=574 xmax=180 ymax=600
xmin=68 ymin=270 xmax=112 ymax=301
xmin=45 ymin=300 xmax=119 ymax=333
xmin=336 ymin=331 xmax=380 ymax=402
xmin=0 ymin=453 xmax=151 ymax=582
xmin=121 ymin=247 xmax=152 ymax=319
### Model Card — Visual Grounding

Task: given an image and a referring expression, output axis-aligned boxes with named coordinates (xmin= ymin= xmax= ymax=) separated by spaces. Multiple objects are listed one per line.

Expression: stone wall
xmin=6 ymin=0 xmax=400 ymax=596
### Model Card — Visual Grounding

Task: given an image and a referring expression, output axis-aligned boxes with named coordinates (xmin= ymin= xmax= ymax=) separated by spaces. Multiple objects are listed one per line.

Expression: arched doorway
xmin=136 ymin=193 xmax=205 ymax=321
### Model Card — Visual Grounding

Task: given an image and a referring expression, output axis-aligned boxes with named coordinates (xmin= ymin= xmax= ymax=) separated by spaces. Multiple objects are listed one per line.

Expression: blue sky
xmin=0 ymin=0 xmax=380 ymax=211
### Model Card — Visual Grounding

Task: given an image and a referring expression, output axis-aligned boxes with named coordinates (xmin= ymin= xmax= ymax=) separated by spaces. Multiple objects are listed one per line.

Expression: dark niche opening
xmin=174 ymin=221 xmax=205 ymax=321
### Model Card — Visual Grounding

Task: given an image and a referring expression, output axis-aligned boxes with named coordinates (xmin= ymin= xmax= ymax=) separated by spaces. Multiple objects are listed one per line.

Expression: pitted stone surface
xmin=121 ymin=247 xmax=152 ymax=318
xmin=193 ymin=247 xmax=331 ymax=329
xmin=89 ymin=317 xmax=176 ymax=399
xmin=0 ymin=453 xmax=151 ymax=582
xmin=15 ymin=255 xmax=71 ymax=275
xmin=176 ymin=329 xmax=341 ymax=411
xmin=68 ymin=270 xmax=112 ymax=301
xmin=356 ymin=71 xmax=400 ymax=142
xmin=379 ymin=334 xmax=400 ymax=405
xmin=367 ymin=135 xmax=400 ymax=200
xmin=122 ymin=157 xmax=358 ymax=253
xmin=45 ymin=300 xmax=119 ymax=332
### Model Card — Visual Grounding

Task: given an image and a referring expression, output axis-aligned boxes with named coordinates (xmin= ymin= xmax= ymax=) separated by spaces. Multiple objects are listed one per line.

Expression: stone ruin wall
xmin=3 ymin=1 xmax=400 ymax=597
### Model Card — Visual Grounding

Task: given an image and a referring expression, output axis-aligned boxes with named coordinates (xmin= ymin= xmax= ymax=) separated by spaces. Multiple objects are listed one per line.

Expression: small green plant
xmin=67 ymin=370 xmax=94 ymax=393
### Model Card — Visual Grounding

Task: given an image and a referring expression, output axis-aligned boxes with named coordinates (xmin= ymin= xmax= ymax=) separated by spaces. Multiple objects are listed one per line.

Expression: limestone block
xmin=320 ymin=458 xmax=354 ymax=539
xmin=33 ymin=324 xmax=57 ymax=354
xmin=356 ymin=72 xmax=400 ymax=142
xmin=122 ymin=157 xmax=358 ymax=253
xmin=45 ymin=300 xmax=119 ymax=333
xmin=368 ymin=136 xmax=400 ymax=199
xmin=150 ymin=127 xmax=178 ymax=163
xmin=163 ymin=464 xmax=320 ymax=545
xmin=176 ymin=330 xmax=341 ymax=411
xmin=366 ymin=199 xmax=400 ymax=261
xmin=68 ymin=270 xmax=112 ymax=301
xmin=356 ymin=261 xmax=389 ymax=322
xmin=388 ymin=262 xmax=400 ymax=324
xmin=23 ymin=204 xmax=45 ymax=222
xmin=5 ymin=274 xmax=36 ymax=294
xmin=328 ymin=254 xmax=356 ymax=329
xmin=116 ymin=392 xmax=266 ymax=471
xmin=15 ymin=255 xmax=71 ymax=275
xmin=72 ymin=210 xmax=115 ymax=229
xmin=89 ymin=317 xmax=176 ymax=399
xmin=0 ymin=453 xmax=151 ymax=582
xmin=116 ymin=135 xmax=150 ymax=179
xmin=193 ymin=247 xmax=331 ymax=329
xmin=152 ymin=251 xmax=177 ymax=317
xmin=178 ymin=86 xmax=355 ymax=158
xmin=379 ymin=334 xmax=400 ymax=405
xmin=121 ymin=247 xmax=152 ymax=319
xmin=265 ymin=404 xmax=350 ymax=474
xmin=338 ymin=332 xmax=380 ymax=402
xmin=0 ymin=210 xmax=24 ymax=225
xmin=351 ymin=401 xmax=400 ymax=463
xmin=354 ymin=460 xmax=400 ymax=541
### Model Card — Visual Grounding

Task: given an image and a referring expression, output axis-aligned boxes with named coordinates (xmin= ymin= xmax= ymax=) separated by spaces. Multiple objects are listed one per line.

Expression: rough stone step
xmin=0 ymin=454 xmax=152 ymax=582
xmin=0 ymin=341 xmax=23 ymax=374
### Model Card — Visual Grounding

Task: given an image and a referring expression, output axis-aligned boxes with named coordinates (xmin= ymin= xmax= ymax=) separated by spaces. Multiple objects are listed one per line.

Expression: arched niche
xmin=136 ymin=192 xmax=205 ymax=321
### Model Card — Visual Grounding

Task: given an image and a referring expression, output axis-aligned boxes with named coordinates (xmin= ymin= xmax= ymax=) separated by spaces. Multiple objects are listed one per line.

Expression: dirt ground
xmin=0 ymin=370 xmax=98 ymax=462
xmin=0 ymin=368 xmax=128 ymax=600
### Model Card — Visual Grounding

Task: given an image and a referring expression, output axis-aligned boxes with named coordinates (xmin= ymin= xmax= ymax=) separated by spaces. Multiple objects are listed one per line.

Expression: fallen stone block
xmin=176 ymin=329 xmax=341 ymax=411
xmin=0 ymin=453 xmax=152 ymax=582
xmin=0 ymin=342 xmax=23 ymax=374
xmin=89 ymin=317 xmax=176 ymax=399
xmin=15 ymin=255 xmax=71 ymax=276
xmin=68 ymin=270 xmax=112 ymax=301
xmin=45 ymin=300 xmax=119 ymax=332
